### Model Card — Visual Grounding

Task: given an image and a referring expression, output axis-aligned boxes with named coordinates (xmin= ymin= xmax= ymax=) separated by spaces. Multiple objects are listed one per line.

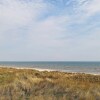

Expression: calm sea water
xmin=0 ymin=61 xmax=100 ymax=74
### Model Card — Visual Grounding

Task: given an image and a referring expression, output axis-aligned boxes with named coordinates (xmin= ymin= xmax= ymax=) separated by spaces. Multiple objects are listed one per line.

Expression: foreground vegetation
xmin=0 ymin=67 xmax=100 ymax=100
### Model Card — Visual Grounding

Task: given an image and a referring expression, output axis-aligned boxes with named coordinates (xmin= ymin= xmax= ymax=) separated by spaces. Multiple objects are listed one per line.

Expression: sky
xmin=0 ymin=0 xmax=100 ymax=61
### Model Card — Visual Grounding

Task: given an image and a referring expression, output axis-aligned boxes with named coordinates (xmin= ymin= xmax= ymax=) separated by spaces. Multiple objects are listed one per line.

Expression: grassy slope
xmin=0 ymin=67 xmax=100 ymax=100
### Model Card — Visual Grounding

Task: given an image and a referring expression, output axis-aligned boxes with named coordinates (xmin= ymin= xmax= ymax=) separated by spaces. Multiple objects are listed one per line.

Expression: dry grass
xmin=0 ymin=67 xmax=100 ymax=100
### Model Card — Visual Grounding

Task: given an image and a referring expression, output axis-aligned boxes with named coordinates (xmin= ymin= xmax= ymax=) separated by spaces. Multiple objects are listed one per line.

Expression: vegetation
xmin=0 ymin=67 xmax=100 ymax=100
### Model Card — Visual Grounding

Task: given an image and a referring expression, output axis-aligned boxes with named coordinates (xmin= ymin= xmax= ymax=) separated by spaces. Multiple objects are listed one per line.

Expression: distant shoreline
xmin=0 ymin=65 xmax=100 ymax=75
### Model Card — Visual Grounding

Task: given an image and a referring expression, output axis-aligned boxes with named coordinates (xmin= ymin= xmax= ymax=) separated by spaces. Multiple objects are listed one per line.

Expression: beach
xmin=0 ymin=61 xmax=100 ymax=75
xmin=0 ymin=64 xmax=100 ymax=75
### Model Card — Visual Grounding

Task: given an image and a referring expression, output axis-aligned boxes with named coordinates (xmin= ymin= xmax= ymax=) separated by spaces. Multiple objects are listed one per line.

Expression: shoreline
xmin=0 ymin=65 xmax=100 ymax=75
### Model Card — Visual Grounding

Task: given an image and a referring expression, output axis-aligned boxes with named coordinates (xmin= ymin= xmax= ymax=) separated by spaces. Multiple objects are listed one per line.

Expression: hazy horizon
xmin=0 ymin=61 xmax=100 ymax=62
xmin=0 ymin=0 xmax=100 ymax=61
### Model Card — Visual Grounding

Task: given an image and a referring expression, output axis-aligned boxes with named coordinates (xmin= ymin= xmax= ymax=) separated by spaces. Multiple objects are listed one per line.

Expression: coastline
xmin=0 ymin=65 xmax=100 ymax=75
xmin=0 ymin=65 xmax=55 ymax=72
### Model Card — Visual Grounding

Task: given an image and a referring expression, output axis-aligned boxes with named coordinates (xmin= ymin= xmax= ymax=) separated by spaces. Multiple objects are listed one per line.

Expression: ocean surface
xmin=0 ymin=61 xmax=100 ymax=74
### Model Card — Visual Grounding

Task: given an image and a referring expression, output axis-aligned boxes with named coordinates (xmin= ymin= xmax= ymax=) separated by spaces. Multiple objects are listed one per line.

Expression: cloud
xmin=74 ymin=0 xmax=100 ymax=22
xmin=0 ymin=0 xmax=100 ymax=61
xmin=0 ymin=0 xmax=49 ymax=45
xmin=84 ymin=0 xmax=100 ymax=16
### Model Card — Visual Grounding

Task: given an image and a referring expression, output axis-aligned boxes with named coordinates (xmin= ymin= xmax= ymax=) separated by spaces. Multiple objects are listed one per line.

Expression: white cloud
xmin=20 ymin=15 xmax=69 ymax=56
xmin=76 ymin=0 xmax=100 ymax=22
xmin=0 ymin=0 xmax=100 ymax=61
xmin=0 ymin=0 xmax=49 ymax=46
xmin=0 ymin=0 xmax=48 ymax=27
xmin=85 ymin=0 xmax=100 ymax=16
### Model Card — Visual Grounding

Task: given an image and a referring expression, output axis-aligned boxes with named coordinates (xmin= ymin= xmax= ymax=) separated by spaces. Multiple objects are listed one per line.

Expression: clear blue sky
xmin=0 ymin=0 xmax=100 ymax=61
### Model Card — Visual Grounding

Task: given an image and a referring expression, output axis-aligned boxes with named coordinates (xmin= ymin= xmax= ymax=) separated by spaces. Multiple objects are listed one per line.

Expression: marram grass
xmin=0 ymin=67 xmax=100 ymax=100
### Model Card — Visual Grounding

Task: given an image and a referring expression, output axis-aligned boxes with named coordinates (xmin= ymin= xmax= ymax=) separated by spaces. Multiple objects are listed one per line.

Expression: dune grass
xmin=0 ymin=67 xmax=100 ymax=100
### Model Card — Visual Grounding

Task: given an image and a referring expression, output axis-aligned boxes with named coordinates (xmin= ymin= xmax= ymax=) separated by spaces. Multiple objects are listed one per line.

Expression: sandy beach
xmin=0 ymin=65 xmax=100 ymax=75
xmin=0 ymin=65 xmax=55 ymax=71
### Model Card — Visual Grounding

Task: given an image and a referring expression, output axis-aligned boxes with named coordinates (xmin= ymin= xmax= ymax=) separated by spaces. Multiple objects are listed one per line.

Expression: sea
xmin=0 ymin=61 xmax=100 ymax=74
